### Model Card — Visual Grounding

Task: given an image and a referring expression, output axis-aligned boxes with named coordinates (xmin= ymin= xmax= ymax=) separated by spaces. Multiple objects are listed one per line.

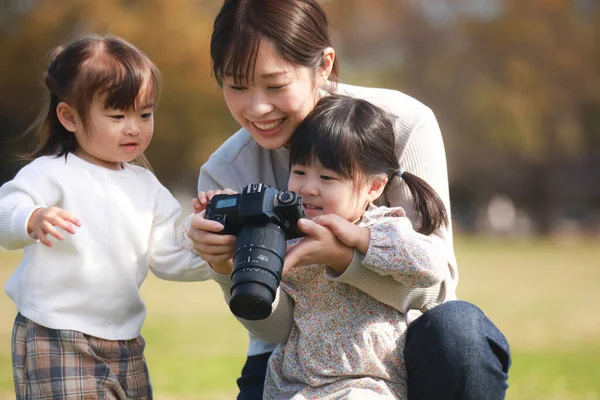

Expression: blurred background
xmin=0 ymin=0 xmax=599 ymax=399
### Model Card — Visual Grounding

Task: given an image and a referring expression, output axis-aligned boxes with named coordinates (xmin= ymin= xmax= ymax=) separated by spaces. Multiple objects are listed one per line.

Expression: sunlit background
xmin=0 ymin=0 xmax=599 ymax=399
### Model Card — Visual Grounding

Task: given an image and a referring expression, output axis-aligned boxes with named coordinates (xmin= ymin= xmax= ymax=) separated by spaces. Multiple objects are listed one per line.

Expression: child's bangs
xmin=290 ymin=122 xmax=357 ymax=179
xmin=79 ymin=55 xmax=159 ymax=113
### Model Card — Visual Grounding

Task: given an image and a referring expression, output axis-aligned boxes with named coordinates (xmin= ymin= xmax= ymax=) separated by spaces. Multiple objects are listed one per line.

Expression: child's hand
xmin=27 ymin=207 xmax=81 ymax=247
xmin=283 ymin=218 xmax=354 ymax=275
xmin=313 ymin=214 xmax=371 ymax=254
xmin=192 ymin=189 xmax=237 ymax=214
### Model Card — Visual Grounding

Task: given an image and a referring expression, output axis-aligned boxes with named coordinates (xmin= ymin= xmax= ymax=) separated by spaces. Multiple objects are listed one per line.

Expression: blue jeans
xmin=236 ymin=300 xmax=511 ymax=399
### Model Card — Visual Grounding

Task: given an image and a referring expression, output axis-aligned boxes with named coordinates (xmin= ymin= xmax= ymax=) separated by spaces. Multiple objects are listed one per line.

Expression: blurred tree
xmin=448 ymin=0 xmax=600 ymax=233
xmin=323 ymin=0 xmax=599 ymax=234
xmin=1 ymin=0 xmax=598 ymax=234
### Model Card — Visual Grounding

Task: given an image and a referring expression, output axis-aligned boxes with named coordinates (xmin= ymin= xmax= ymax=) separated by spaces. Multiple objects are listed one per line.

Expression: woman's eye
xmin=268 ymin=84 xmax=287 ymax=90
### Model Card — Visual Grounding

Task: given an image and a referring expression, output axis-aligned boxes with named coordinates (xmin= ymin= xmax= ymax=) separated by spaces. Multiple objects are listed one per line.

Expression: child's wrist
xmin=355 ymin=226 xmax=370 ymax=254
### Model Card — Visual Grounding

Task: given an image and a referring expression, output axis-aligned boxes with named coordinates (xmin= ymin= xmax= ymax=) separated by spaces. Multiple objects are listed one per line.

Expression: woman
xmin=187 ymin=0 xmax=511 ymax=399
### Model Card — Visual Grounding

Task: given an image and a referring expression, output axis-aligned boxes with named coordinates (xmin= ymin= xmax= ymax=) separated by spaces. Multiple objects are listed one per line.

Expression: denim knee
xmin=408 ymin=300 xmax=511 ymax=372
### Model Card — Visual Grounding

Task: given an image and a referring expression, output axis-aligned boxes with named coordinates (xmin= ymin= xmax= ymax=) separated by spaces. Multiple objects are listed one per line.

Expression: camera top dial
xmin=277 ymin=191 xmax=296 ymax=205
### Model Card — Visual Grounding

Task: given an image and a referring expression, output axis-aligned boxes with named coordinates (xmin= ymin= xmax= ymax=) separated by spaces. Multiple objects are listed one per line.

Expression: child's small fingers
xmin=196 ymin=192 xmax=209 ymax=205
xmin=36 ymin=231 xmax=53 ymax=247
xmin=41 ymin=222 xmax=64 ymax=241
xmin=54 ymin=218 xmax=77 ymax=234
xmin=55 ymin=209 xmax=81 ymax=227
xmin=69 ymin=216 xmax=82 ymax=227
xmin=47 ymin=227 xmax=64 ymax=241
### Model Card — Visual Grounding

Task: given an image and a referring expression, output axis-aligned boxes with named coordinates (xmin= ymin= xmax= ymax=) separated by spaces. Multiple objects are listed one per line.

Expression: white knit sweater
xmin=198 ymin=82 xmax=459 ymax=355
xmin=0 ymin=154 xmax=208 ymax=340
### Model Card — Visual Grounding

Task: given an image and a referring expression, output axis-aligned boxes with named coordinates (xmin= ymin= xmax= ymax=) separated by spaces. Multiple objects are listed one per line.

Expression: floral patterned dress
xmin=264 ymin=206 xmax=448 ymax=400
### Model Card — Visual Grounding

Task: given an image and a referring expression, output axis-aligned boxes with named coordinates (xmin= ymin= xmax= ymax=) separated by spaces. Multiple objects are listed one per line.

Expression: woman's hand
xmin=283 ymin=217 xmax=355 ymax=276
xmin=27 ymin=207 xmax=81 ymax=247
xmin=188 ymin=189 xmax=237 ymax=274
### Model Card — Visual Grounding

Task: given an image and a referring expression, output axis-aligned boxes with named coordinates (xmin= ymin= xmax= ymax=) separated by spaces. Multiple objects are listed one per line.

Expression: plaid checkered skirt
xmin=11 ymin=313 xmax=153 ymax=399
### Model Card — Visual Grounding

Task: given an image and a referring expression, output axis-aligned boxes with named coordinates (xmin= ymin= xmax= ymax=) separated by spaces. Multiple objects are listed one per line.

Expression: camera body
xmin=205 ymin=183 xmax=305 ymax=240
xmin=205 ymin=183 xmax=306 ymax=320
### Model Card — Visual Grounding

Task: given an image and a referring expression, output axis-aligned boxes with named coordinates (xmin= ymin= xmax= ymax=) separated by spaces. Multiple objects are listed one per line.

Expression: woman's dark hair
xmin=23 ymin=34 xmax=162 ymax=167
xmin=210 ymin=0 xmax=339 ymax=86
xmin=289 ymin=95 xmax=448 ymax=235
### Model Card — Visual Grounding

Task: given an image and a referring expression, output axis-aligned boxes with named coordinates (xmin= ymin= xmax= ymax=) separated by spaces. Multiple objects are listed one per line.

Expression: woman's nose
xmin=247 ymin=91 xmax=274 ymax=116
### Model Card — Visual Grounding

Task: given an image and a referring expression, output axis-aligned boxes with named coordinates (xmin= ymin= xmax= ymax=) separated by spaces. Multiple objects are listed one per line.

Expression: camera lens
xmin=229 ymin=222 xmax=287 ymax=320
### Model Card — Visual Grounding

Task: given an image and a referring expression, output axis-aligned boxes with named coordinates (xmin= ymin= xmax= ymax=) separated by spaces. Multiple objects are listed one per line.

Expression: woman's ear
xmin=367 ymin=175 xmax=388 ymax=203
xmin=318 ymin=47 xmax=336 ymax=84
xmin=56 ymin=102 xmax=78 ymax=133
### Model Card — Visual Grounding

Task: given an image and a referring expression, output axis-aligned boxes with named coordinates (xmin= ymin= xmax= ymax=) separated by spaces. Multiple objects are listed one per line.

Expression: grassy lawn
xmin=0 ymin=236 xmax=598 ymax=399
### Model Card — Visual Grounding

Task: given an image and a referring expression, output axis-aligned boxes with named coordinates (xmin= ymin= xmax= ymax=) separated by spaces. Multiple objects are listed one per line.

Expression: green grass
xmin=0 ymin=236 xmax=599 ymax=399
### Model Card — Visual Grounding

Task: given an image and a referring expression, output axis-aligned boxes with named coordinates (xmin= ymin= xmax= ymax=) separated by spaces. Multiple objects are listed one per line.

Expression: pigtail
xmin=396 ymin=170 xmax=448 ymax=235
xmin=20 ymin=45 xmax=77 ymax=160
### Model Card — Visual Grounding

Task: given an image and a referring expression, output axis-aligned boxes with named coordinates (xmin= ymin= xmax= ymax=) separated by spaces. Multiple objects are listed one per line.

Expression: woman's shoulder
xmin=205 ymin=128 xmax=268 ymax=168
xmin=334 ymin=82 xmax=435 ymax=124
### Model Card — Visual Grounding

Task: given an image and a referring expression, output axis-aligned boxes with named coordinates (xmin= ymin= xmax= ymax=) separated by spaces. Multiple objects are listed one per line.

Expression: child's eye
xmin=141 ymin=113 xmax=153 ymax=119
xmin=320 ymin=175 xmax=335 ymax=181
xmin=110 ymin=115 xmax=125 ymax=120
xmin=292 ymin=169 xmax=306 ymax=176
xmin=229 ymin=85 xmax=247 ymax=91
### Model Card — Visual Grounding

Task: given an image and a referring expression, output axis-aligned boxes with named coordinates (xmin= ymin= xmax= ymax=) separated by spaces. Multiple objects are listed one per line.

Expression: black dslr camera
xmin=205 ymin=183 xmax=306 ymax=320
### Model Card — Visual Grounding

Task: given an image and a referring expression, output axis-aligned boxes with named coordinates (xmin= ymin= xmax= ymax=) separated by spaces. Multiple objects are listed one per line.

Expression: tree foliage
xmin=0 ymin=0 xmax=598 ymax=233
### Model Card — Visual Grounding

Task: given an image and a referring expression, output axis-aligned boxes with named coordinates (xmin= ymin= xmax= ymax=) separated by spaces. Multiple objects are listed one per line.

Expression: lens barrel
xmin=229 ymin=223 xmax=287 ymax=320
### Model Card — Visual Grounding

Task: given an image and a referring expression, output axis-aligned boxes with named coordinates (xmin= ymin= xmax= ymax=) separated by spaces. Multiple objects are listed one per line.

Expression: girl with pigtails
xmin=247 ymin=94 xmax=450 ymax=399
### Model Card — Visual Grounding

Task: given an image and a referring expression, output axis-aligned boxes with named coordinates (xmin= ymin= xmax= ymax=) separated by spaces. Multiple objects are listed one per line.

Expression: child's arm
xmin=360 ymin=208 xmax=448 ymax=287
xmin=148 ymin=186 xmax=213 ymax=282
xmin=313 ymin=209 xmax=447 ymax=288
xmin=0 ymin=163 xmax=78 ymax=250
xmin=286 ymin=209 xmax=447 ymax=287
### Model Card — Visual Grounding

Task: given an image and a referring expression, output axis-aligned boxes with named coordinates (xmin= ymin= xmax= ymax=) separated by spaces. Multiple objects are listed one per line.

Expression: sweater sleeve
xmin=360 ymin=208 xmax=447 ymax=287
xmin=170 ymin=154 xmax=240 ymax=280
xmin=0 ymin=162 xmax=58 ymax=250
xmin=148 ymin=185 xmax=211 ymax=282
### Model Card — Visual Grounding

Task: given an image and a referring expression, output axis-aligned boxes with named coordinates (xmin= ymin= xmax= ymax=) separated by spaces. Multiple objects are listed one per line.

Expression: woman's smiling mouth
xmin=251 ymin=119 xmax=285 ymax=135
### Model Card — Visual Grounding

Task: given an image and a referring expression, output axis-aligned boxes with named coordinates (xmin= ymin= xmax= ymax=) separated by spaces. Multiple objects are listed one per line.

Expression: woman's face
xmin=222 ymin=38 xmax=328 ymax=150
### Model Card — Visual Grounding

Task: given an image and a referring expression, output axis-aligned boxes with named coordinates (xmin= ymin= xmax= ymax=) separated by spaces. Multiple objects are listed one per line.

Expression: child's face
xmin=71 ymin=90 xmax=155 ymax=170
xmin=288 ymin=161 xmax=378 ymax=223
